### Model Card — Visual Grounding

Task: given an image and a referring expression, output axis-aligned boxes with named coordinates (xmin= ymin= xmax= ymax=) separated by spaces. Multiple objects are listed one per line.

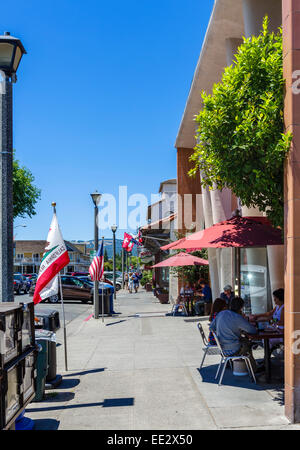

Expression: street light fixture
xmin=111 ymin=225 xmax=117 ymax=301
xmin=0 ymin=32 xmax=26 ymax=303
xmin=90 ymin=190 xmax=102 ymax=319
xmin=90 ymin=190 xmax=102 ymax=207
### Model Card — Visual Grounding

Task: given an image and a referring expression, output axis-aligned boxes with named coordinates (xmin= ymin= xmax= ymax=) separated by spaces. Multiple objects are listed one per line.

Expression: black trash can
xmin=34 ymin=329 xmax=57 ymax=385
xmin=98 ymin=287 xmax=111 ymax=315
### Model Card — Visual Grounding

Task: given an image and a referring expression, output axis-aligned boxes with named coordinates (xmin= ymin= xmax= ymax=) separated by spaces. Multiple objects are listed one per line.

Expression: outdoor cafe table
xmin=180 ymin=294 xmax=195 ymax=316
xmin=246 ymin=329 xmax=284 ymax=383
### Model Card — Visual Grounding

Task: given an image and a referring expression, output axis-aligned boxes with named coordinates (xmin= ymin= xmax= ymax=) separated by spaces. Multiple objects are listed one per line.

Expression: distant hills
xmin=70 ymin=239 xmax=138 ymax=258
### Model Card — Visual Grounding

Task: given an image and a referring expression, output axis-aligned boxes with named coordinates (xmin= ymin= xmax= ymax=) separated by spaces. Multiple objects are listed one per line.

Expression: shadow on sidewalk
xmin=63 ymin=368 xmax=106 ymax=377
xmin=198 ymin=365 xmax=265 ymax=391
xmin=26 ymin=397 xmax=135 ymax=414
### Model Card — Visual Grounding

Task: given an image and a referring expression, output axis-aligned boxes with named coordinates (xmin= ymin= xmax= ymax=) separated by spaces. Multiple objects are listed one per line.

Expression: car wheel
xmin=116 ymin=284 xmax=121 ymax=291
xmin=16 ymin=286 xmax=21 ymax=295
xmin=48 ymin=294 xmax=59 ymax=303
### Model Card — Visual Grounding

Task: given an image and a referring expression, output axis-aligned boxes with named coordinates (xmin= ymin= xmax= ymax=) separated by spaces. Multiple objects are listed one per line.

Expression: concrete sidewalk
xmin=26 ymin=290 xmax=300 ymax=430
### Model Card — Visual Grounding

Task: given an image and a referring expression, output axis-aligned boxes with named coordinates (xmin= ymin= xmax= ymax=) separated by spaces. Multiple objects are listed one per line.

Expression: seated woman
xmin=250 ymin=288 xmax=284 ymax=350
xmin=208 ymin=298 xmax=227 ymax=345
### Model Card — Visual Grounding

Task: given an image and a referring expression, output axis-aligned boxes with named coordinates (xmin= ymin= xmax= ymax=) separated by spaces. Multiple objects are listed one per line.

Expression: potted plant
xmin=157 ymin=288 xmax=169 ymax=304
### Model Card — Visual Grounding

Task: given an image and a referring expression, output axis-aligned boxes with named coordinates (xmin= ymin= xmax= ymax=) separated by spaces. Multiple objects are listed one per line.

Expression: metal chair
xmin=171 ymin=294 xmax=188 ymax=316
xmin=211 ymin=330 xmax=256 ymax=386
xmin=197 ymin=322 xmax=222 ymax=370
xmin=171 ymin=301 xmax=188 ymax=316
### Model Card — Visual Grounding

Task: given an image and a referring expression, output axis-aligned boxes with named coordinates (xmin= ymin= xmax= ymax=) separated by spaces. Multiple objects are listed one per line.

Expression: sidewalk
xmin=26 ymin=290 xmax=300 ymax=430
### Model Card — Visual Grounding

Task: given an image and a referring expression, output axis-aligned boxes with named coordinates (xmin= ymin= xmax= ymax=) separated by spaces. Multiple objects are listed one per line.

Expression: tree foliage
xmin=13 ymin=156 xmax=41 ymax=219
xmin=189 ymin=17 xmax=292 ymax=228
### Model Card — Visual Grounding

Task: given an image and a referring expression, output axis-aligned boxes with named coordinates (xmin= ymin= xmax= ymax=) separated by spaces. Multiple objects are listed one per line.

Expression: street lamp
xmin=90 ymin=190 xmax=102 ymax=319
xmin=111 ymin=225 xmax=117 ymax=301
xmin=0 ymin=32 xmax=26 ymax=302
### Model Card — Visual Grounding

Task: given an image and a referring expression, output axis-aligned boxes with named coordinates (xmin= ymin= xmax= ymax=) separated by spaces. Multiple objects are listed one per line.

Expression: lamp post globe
xmin=90 ymin=190 xmax=102 ymax=207
xmin=0 ymin=32 xmax=26 ymax=302
xmin=0 ymin=32 xmax=26 ymax=79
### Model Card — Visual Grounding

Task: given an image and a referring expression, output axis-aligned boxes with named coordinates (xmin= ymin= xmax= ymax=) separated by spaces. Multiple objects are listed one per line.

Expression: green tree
xmin=189 ymin=17 xmax=292 ymax=229
xmin=104 ymin=249 xmax=109 ymax=262
xmin=13 ymin=157 xmax=41 ymax=219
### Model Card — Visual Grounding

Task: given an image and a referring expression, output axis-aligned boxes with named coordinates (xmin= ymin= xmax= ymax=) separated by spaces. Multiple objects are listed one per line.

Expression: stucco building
xmin=176 ymin=0 xmax=300 ymax=422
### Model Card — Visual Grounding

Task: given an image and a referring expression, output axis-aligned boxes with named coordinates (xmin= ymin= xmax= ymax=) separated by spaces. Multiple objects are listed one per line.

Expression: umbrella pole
xmin=236 ymin=247 xmax=241 ymax=297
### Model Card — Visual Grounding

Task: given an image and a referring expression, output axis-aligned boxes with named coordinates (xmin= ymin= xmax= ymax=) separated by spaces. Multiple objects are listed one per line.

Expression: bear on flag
xmin=33 ymin=213 xmax=70 ymax=305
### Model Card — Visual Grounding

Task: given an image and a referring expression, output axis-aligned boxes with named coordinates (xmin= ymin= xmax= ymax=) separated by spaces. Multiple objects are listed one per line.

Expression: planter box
xmin=145 ymin=283 xmax=153 ymax=292
xmin=157 ymin=294 xmax=169 ymax=304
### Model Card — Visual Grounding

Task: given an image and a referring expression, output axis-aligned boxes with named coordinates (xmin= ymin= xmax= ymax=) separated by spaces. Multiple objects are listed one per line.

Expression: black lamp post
xmin=0 ymin=32 xmax=26 ymax=302
xmin=111 ymin=225 xmax=117 ymax=300
xmin=90 ymin=190 xmax=102 ymax=319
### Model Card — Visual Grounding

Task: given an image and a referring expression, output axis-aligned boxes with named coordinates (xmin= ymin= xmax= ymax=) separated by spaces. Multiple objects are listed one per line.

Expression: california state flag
xmin=33 ymin=213 xmax=70 ymax=305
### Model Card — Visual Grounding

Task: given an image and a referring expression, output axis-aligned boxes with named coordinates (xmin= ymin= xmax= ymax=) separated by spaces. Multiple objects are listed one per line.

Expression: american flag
xmin=89 ymin=240 xmax=104 ymax=281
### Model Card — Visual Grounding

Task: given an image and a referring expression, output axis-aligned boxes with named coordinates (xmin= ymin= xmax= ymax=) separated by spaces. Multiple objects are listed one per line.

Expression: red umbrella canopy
xmin=160 ymin=238 xmax=186 ymax=251
xmin=152 ymin=252 xmax=209 ymax=268
xmin=172 ymin=216 xmax=283 ymax=251
xmin=160 ymin=238 xmax=199 ymax=253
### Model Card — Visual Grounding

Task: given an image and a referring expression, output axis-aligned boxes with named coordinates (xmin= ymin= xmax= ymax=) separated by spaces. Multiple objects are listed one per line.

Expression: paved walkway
xmin=26 ymin=290 xmax=300 ymax=430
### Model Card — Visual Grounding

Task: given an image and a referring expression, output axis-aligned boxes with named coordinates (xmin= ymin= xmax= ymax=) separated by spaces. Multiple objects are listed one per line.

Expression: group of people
xmin=177 ymin=279 xmax=232 ymax=316
xmin=208 ymin=288 xmax=284 ymax=373
xmin=124 ymin=271 xmax=142 ymax=294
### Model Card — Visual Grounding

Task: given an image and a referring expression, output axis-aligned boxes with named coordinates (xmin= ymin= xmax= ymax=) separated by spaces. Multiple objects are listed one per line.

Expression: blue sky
xmin=8 ymin=0 xmax=214 ymax=241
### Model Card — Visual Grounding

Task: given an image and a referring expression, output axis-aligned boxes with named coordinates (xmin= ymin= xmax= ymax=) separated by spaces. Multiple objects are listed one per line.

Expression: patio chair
xmin=171 ymin=299 xmax=188 ymax=316
xmin=197 ymin=322 xmax=222 ymax=370
xmin=211 ymin=330 xmax=256 ymax=386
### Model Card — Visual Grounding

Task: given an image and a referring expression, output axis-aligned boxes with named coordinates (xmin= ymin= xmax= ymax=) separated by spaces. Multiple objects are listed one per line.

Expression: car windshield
xmin=14 ymin=275 xmax=22 ymax=281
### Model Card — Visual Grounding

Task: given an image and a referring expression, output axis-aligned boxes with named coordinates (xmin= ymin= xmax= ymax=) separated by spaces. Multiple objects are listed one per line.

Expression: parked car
xmin=29 ymin=275 xmax=113 ymax=304
xmin=66 ymin=272 xmax=89 ymax=277
xmin=103 ymin=272 xmax=122 ymax=291
xmin=24 ymin=273 xmax=38 ymax=280
xmin=14 ymin=274 xmax=29 ymax=295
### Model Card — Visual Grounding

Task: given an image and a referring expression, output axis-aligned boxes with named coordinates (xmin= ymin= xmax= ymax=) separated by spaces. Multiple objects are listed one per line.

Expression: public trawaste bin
xmin=33 ymin=335 xmax=49 ymax=402
xmin=34 ymin=310 xmax=61 ymax=386
xmin=98 ymin=287 xmax=111 ymax=315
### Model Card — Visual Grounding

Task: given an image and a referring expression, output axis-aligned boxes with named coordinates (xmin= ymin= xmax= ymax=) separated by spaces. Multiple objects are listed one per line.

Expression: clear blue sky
xmin=8 ymin=0 xmax=214 ymax=241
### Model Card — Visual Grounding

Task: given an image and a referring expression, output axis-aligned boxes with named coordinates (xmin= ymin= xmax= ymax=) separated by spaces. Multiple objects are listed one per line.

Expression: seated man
xmin=210 ymin=297 xmax=258 ymax=372
xmin=194 ymin=279 xmax=212 ymax=316
xmin=220 ymin=285 xmax=235 ymax=307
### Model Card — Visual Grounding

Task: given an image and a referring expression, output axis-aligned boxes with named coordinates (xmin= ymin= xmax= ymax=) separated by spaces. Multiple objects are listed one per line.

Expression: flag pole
xmin=52 ymin=202 xmax=68 ymax=372
xmin=101 ymin=236 xmax=105 ymax=324
xmin=59 ymin=272 xmax=68 ymax=372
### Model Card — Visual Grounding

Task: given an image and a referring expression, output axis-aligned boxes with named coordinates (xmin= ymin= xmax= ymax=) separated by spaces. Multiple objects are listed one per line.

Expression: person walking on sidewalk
xmin=128 ymin=272 xmax=134 ymax=293
xmin=132 ymin=272 xmax=140 ymax=293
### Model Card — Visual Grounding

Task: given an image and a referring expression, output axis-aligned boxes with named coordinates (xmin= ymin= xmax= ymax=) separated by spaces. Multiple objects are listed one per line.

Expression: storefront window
xmin=240 ymin=248 xmax=272 ymax=315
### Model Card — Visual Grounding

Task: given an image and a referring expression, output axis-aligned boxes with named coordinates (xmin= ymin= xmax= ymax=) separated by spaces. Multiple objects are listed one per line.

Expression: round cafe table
xmin=246 ymin=329 xmax=284 ymax=383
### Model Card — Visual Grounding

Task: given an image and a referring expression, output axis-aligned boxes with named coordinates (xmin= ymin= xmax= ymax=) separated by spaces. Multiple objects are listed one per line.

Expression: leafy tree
xmin=13 ymin=156 xmax=41 ymax=219
xmin=189 ymin=17 xmax=292 ymax=228
xmin=104 ymin=249 xmax=109 ymax=262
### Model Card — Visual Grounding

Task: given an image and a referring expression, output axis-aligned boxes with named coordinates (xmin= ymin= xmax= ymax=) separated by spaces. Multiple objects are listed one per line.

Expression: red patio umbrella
xmin=171 ymin=215 xmax=282 ymax=250
xmin=171 ymin=213 xmax=283 ymax=296
xmin=160 ymin=238 xmax=199 ymax=253
xmin=152 ymin=252 xmax=209 ymax=268
xmin=160 ymin=238 xmax=186 ymax=251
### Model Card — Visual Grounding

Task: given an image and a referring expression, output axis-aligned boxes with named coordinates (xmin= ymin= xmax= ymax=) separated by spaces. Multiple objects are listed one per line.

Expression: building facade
xmin=176 ymin=0 xmax=300 ymax=422
xmin=14 ymin=240 xmax=90 ymax=274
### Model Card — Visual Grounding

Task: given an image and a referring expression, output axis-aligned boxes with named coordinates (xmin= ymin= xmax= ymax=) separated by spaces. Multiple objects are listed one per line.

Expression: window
xmin=16 ymin=254 xmax=24 ymax=260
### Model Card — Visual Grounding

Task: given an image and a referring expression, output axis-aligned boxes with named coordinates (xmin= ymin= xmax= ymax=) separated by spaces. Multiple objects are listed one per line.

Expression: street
xmin=19 ymin=293 xmax=93 ymax=326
